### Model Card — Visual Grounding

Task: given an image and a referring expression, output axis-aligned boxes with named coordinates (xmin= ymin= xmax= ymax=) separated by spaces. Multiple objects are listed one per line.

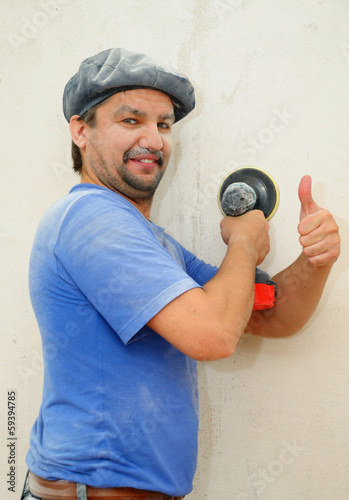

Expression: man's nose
xmin=138 ymin=123 xmax=163 ymax=151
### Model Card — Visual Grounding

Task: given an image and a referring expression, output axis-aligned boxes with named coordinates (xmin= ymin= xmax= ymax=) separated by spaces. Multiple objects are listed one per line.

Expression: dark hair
xmin=71 ymin=105 xmax=98 ymax=174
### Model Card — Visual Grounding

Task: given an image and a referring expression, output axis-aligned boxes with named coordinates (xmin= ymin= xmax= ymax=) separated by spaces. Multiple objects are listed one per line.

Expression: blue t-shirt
xmin=26 ymin=184 xmax=218 ymax=497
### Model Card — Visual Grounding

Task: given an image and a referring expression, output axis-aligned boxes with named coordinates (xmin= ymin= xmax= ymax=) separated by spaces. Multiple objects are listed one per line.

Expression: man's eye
xmin=123 ymin=118 xmax=137 ymax=124
xmin=158 ymin=122 xmax=170 ymax=129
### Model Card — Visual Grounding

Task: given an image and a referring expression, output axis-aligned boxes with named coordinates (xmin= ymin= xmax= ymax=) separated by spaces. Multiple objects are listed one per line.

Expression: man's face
xmin=81 ymin=88 xmax=175 ymax=203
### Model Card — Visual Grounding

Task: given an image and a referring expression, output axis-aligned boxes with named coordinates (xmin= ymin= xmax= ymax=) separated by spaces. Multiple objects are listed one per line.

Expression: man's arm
xmin=246 ymin=175 xmax=340 ymax=337
xmin=148 ymin=210 xmax=270 ymax=361
xmin=149 ymin=176 xmax=339 ymax=359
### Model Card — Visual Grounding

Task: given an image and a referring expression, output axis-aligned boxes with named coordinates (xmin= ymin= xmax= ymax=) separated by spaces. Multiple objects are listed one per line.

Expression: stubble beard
xmin=117 ymin=162 xmax=165 ymax=199
xmin=89 ymin=148 xmax=167 ymax=201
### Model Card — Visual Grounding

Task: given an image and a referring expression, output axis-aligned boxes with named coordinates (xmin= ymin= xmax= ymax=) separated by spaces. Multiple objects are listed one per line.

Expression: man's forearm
xmin=203 ymin=239 xmax=258 ymax=333
xmin=246 ymin=252 xmax=333 ymax=337
xmin=148 ymin=238 xmax=264 ymax=361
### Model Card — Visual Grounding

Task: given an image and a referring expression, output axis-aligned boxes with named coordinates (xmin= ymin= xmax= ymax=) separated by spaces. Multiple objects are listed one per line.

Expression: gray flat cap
xmin=63 ymin=48 xmax=195 ymax=123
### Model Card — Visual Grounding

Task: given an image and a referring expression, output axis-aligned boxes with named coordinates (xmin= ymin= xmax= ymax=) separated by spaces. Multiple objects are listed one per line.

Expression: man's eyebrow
xmin=113 ymin=105 xmax=175 ymax=122
xmin=113 ymin=106 xmax=143 ymax=117
xmin=161 ymin=112 xmax=175 ymax=122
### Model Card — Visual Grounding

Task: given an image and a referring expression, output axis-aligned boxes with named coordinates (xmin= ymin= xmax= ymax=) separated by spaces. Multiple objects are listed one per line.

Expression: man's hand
xmin=298 ymin=175 xmax=340 ymax=267
xmin=220 ymin=210 xmax=270 ymax=266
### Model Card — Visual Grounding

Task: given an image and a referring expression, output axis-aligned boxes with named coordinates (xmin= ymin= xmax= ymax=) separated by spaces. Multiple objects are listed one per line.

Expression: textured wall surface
xmin=1 ymin=1 xmax=348 ymax=499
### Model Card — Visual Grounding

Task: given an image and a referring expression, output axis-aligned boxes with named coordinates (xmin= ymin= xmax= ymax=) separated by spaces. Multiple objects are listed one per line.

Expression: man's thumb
xmin=298 ymin=175 xmax=318 ymax=219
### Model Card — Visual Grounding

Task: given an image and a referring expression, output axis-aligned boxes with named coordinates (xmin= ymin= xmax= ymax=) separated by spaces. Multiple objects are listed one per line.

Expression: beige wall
xmin=1 ymin=1 xmax=348 ymax=499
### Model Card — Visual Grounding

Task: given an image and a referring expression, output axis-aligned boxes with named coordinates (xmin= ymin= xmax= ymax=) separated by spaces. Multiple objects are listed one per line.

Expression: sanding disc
xmin=218 ymin=167 xmax=279 ymax=220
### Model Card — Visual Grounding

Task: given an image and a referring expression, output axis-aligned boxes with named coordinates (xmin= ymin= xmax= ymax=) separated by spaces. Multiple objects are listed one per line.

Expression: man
xmin=23 ymin=48 xmax=340 ymax=500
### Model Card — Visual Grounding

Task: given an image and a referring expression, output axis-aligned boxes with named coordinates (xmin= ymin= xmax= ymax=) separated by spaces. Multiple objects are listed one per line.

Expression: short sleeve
xmin=54 ymin=193 xmax=201 ymax=344
xmin=172 ymin=240 xmax=218 ymax=286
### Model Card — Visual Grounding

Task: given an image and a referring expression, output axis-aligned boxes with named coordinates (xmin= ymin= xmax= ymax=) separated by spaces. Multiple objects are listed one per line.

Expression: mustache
xmin=123 ymin=148 xmax=164 ymax=166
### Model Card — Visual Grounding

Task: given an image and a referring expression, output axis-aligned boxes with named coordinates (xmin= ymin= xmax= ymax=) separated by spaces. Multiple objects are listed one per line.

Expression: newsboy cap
xmin=63 ymin=48 xmax=195 ymax=123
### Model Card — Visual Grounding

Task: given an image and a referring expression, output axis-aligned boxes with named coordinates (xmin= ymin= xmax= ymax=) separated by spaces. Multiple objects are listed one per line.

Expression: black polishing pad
xmin=218 ymin=167 xmax=279 ymax=220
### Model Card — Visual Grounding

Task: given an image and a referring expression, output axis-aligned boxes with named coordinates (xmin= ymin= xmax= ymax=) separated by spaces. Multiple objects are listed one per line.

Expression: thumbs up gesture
xmin=297 ymin=175 xmax=340 ymax=267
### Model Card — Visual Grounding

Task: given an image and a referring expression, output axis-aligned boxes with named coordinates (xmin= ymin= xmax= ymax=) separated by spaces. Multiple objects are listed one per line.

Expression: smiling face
xmin=73 ymin=88 xmax=175 ymax=215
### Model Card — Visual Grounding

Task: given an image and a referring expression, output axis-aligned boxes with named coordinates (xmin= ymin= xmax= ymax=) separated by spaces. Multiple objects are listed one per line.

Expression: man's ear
xmin=69 ymin=115 xmax=87 ymax=149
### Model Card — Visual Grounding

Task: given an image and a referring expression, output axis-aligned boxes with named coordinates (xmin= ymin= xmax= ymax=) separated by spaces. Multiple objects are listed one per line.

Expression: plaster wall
xmin=0 ymin=1 xmax=348 ymax=499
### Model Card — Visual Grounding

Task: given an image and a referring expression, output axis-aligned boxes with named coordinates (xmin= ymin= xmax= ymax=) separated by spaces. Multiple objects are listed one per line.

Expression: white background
xmin=0 ymin=1 xmax=348 ymax=499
